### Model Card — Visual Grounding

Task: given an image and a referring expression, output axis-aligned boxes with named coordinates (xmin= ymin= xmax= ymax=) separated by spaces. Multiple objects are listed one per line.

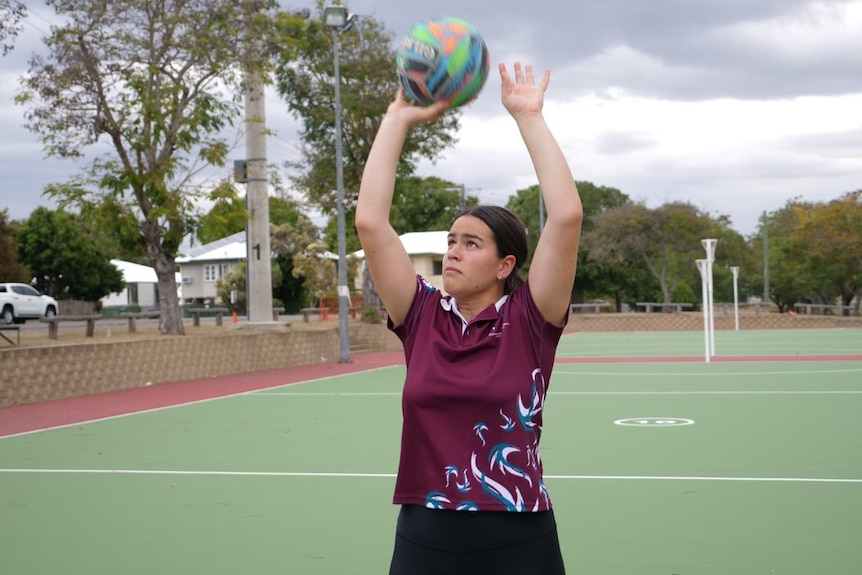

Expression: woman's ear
xmin=498 ymin=254 xmax=517 ymax=279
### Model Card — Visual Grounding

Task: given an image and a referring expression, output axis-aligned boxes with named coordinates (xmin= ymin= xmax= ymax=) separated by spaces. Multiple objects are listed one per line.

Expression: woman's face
xmin=442 ymin=215 xmax=510 ymax=299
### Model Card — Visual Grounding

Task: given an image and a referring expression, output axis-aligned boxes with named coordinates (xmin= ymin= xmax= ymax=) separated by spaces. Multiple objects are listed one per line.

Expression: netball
xmin=395 ymin=17 xmax=490 ymax=108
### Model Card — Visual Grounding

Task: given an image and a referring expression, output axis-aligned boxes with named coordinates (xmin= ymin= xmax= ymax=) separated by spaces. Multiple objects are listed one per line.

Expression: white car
xmin=0 ymin=283 xmax=59 ymax=324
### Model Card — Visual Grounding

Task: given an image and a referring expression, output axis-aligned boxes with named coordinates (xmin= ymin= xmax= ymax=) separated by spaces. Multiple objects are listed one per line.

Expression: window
xmin=204 ymin=264 xmax=231 ymax=282
xmin=12 ymin=285 xmax=39 ymax=296
xmin=204 ymin=265 xmax=218 ymax=282
xmin=432 ymin=260 xmax=443 ymax=275
xmin=128 ymin=284 xmax=139 ymax=304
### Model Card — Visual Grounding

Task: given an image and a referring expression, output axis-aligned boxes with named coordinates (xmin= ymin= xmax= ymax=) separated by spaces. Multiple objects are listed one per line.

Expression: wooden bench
xmin=118 ymin=311 xmax=161 ymax=333
xmin=636 ymin=302 xmax=694 ymax=313
xmin=794 ymin=303 xmax=858 ymax=316
xmin=40 ymin=315 xmax=102 ymax=340
xmin=0 ymin=325 xmax=20 ymax=346
xmin=570 ymin=302 xmax=611 ymax=314
xmin=300 ymin=306 xmax=361 ymax=322
xmin=186 ymin=307 xmax=229 ymax=327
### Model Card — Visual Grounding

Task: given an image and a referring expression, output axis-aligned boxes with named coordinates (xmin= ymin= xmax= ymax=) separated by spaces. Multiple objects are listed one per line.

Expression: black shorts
xmin=388 ymin=505 xmax=566 ymax=575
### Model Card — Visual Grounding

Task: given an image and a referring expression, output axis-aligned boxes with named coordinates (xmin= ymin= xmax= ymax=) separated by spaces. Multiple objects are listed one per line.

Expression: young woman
xmin=356 ymin=62 xmax=583 ymax=575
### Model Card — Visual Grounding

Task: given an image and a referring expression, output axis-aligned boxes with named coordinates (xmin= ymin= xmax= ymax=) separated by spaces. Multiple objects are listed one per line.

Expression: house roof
xmin=175 ymin=231 xmax=339 ymax=263
xmin=176 ymin=231 xmax=247 ymax=263
xmin=353 ymin=230 xmax=448 ymax=259
xmin=111 ymin=259 xmax=158 ymax=284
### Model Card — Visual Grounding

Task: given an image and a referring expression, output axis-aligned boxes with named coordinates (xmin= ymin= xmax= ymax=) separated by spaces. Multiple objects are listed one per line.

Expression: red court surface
xmin=0 ymin=351 xmax=403 ymax=438
xmin=3 ymin=351 xmax=860 ymax=438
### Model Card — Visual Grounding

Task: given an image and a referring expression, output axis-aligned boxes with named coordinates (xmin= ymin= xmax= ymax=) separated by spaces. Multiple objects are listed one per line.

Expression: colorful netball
xmin=396 ymin=17 xmax=490 ymax=108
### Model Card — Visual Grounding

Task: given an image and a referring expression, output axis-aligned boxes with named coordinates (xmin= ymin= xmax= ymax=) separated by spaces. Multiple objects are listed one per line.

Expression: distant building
xmin=101 ymin=259 xmax=158 ymax=309
xmin=175 ymin=232 xmax=246 ymax=303
xmin=354 ymin=231 xmax=448 ymax=292
xmin=176 ymin=230 xmax=450 ymax=303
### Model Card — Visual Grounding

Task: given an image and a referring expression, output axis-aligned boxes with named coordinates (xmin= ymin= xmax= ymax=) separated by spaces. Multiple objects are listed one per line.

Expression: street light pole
xmin=324 ymin=5 xmax=356 ymax=363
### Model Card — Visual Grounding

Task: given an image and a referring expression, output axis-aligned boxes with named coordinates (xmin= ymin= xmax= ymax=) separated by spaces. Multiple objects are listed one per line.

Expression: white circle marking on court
xmin=614 ymin=417 xmax=695 ymax=427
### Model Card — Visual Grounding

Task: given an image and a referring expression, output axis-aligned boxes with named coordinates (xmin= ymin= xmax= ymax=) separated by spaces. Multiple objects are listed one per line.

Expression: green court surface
xmin=1 ymin=329 xmax=860 ymax=574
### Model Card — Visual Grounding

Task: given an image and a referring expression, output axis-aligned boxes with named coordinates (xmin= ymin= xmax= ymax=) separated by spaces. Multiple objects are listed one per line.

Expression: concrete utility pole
xmin=242 ymin=0 xmax=272 ymax=323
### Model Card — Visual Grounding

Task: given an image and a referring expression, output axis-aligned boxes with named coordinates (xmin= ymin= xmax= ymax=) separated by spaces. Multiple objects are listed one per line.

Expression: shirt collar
xmin=441 ymin=294 xmax=509 ymax=333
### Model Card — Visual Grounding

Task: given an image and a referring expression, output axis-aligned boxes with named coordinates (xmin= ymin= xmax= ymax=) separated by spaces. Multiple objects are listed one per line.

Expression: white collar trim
xmin=440 ymin=295 xmax=509 ymax=334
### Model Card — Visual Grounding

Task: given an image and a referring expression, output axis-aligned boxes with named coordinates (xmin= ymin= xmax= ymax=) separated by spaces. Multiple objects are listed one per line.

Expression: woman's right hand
xmin=384 ymin=87 xmax=450 ymax=129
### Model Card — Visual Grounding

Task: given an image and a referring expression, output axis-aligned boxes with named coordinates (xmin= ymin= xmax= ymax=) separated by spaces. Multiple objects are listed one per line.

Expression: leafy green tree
xmin=197 ymin=181 xmax=250 ymax=246
xmin=15 ymin=0 xmax=280 ymax=335
xmin=16 ymin=207 xmax=124 ymax=302
xmin=755 ymin=203 xmax=812 ymax=312
xmin=197 ymin=182 xmax=305 ymax=245
xmin=586 ymin=201 xmax=745 ymax=308
xmin=391 ymin=177 xmax=478 ymax=234
xmin=0 ymin=209 xmax=29 ymax=282
xmin=273 ymin=2 xmax=459 ymax=249
xmin=272 ymin=217 xmax=335 ymax=308
xmin=507 ymin=181 xmax=631 ymax=305
xmin=320 ymin=176 xmax=476 ymax=251
xmin=792 ymin=191 xmax=862 ymax=309
xmin=273 ymin=3 xmax=461 ymax=320
xmin=216 ymin=261 xmax=283 ymax=315
xmin=0 ymin=0 xmax=25 ymax=56
xmin=758 ymin=191 xmax=862 ymax=312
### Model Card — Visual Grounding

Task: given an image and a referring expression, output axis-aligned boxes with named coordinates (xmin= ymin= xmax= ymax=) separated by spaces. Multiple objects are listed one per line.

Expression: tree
xmin=758 ymin=191 xmax=862 ymax=312
xmin=793 ymin=191 xmax=862 ymax=310
xmin=273 ymin=3 xmax=461 ymax=320
xmin=15 ymin=207 xmax=124 ymax=302
xmin=0 ymin=209 xmax=29 ymax=282
xmin=272 ymin=217 xmax=336 ymax=308
xmin=0 ymin=0 xmax=25 ymax=56
xmin=755 ymin=202 xmax=812 ymax=312
xmin=273 ymin=2 xmax=460 ymax=246
xmin=196 ymin=181 xmax=250 ymax=246
xmin=506 ymin=181 xmax=631 ymax=305
xmin=586 ymin=201 xmax=746 ymax=308
xmin=15 ymin=0 xmax=279 ymax=334
xmin=215 ymin=261 xmax=283 ymax=315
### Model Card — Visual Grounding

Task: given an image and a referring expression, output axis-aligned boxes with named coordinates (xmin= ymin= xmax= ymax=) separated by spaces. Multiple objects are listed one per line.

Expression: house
xmin=175 ymin=232 xmax=247 ymax=302
xmin=101 ymin=259 xmax=158 ymax=309
xmin=175 ymin=229 xmax=449 ymax=303
xmin=101 ymin=260 xmax=184 ymax=309
xmin=353 ymin=231 xmax=448 ymax=292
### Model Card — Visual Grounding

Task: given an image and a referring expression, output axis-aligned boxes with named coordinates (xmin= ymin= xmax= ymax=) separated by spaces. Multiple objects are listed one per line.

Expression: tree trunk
xmin=148 ymin=244 xmax=184 ymax=335
xmin=361 ymin=264 xmax=382 ymax=323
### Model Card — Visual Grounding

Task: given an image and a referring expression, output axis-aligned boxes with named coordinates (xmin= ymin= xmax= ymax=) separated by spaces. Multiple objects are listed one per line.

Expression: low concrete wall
xmin=1 ymin=314 xmax=859 ymax=407
xmin=0 ymin=329 xmax=339 ymax=407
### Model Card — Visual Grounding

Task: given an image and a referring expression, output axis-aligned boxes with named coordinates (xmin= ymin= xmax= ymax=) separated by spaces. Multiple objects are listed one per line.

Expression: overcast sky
xmin=2 ymin=0 xmax=860 ymax=236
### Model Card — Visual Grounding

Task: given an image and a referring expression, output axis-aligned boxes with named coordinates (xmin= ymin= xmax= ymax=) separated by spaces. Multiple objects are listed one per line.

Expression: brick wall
xmin=1 ymin=313 xmax=858 ymax=407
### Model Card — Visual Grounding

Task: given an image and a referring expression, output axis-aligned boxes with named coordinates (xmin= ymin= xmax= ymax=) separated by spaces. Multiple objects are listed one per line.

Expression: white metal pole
xmin=702 ymin=239 xmax=718 ymax=357
xmin=731 ymin=266 xmax=740 ymax=331
xmin=696 ymin=259 xmax=710 ymax=363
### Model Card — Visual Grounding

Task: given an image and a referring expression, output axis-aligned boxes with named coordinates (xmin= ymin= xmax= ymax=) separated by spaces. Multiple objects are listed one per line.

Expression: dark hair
xmin=460 ymin=205 xmax=528 ymax=294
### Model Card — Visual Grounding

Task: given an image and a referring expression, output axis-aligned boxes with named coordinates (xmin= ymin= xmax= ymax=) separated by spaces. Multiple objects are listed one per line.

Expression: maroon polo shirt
xmin=389 ymin=275 xmax=566 ymax=512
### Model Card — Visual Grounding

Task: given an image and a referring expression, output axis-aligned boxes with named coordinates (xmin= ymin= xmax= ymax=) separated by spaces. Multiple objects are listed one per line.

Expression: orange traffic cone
xmin=232 ymin=311 xmax=238 ymax=324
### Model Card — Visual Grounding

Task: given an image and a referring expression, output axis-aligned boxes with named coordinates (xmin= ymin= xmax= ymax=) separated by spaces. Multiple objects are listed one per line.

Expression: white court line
xmin=555 ymin=368 xmax=862 ymax=377
xmin=0 ymin=468 xmax=859 ymax=484
xmin=252 ymin=390 xmax=862 ymax=397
